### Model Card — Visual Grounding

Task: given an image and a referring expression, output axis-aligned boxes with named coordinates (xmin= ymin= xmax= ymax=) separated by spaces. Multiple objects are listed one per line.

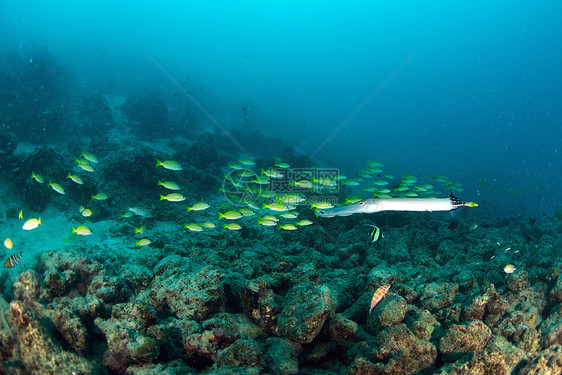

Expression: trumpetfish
xmin=316 ymin=193 xmax=477 ymax=218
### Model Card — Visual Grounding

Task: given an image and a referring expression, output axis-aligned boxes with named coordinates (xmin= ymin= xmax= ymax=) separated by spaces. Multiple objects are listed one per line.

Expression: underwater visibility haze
xmin=0 ymin=1 xmax=561 ymax=374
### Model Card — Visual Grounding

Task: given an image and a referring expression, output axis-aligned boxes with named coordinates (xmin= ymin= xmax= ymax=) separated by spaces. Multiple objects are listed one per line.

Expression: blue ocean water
xmin=1 ymin=0 xmax=560 ymax=217
xmin=1 ymin=3 xmax=562 ymax=374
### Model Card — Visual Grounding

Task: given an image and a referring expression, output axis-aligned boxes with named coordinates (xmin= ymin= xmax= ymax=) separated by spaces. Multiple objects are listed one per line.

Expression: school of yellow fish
xmin=3 ymin=154 xmax=519 ymax=294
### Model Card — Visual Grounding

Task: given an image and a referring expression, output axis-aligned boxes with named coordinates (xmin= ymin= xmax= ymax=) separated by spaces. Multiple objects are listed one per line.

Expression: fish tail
xmin=156 ymin=159 xmax=162 ymax=167
xmin=159 ymin=195 xmax=165 ymax=201
xmin=38 ymin=217 xmax=41 ymax=225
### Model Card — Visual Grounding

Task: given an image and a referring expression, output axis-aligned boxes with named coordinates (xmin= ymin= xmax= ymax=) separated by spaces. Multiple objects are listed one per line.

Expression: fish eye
xmin=359 ymin=201 xmax=365 ymax=206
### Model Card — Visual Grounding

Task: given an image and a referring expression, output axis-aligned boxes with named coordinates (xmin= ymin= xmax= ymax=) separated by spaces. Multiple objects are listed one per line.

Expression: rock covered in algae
xmin=436 ymin=334 xmax=527 ymax=375
xmin=348 ymin=323 xmax=437 ymax=375
xmin=439 ymin=319 xmax=492 ymax=361
xmin=277 ymin=282 xmax=335 ymax=344
xmin=95 ymin=314 xmax=160 ymax=373
xmin=366 ymin=293 xmax=407 ymax=334
xmin=9 ymin=301 xmax=99 ymax=374
xmin=149 ymin=267 xmax=225 ymax=322
xmin=326 ymin=313 xmax=358 ymax=342
xmin=261 ymin=337 xmax=302 ymax=375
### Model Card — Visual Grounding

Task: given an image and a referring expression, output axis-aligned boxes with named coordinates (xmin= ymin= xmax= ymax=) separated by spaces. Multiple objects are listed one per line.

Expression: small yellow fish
xmin=92 ymin=193 xmax=108 ymax=200
xmin=158 ymin=180 xmax=181 ymax=190
xmin=160 ymin=193 xmax=186 ymax=202
xmin=72 ymin=225 xmax=92 ymax=236
xmin=18 ymin=210 xmax=23 ymax=220
xmin=31 ymin=172 xmax=44 ymax=183
xmin=76 ymin=159 xmax=95 ymax=172
xmin=263 ymin=202 xmax=291 ymax=212
xmin=67 ymin=173 xmax=84 ymax=184
xmin=295 ymin=219 xmax=313 ymax=226
xmin=219 ymin=211 xmax=243 ymax=220
xmin=81 ymin=152 xmax=99 ymax=163
xmin=239 ymin=158 xmax=255 ymax=166
xmin=310 ymin=202 xmax=334 ymax=210
xmin=136 ymin=238 xmax=151 ymax=247
xmin=22 ymin=217 xmax=41 ymax=230
xmin=257 ymin=218 xmax=277 ymax=227
xmin=469 ymin=223 xmax=478 ymax=232
xmin=251 ymin=176 xmax=270 ymax=185
xmin=4 ymin=238 xmax=13 ymax=249
xmin=187 ymin=202 xmax=210 ymax=212
xmin=49 ymin=181 xmax=65 ymax=195
xmin=275 ymin=162 xmax=290 ymax=168
xmin=291 ymin=180 xmax=314 ymax=189
xmin=239 ymin=208 xmax=256 ymax=217
xmin=201 ymin=222 xmax=216 ymax=229
xmin=4 ymin=253 xmax=22 ymax=268
xmin=280 ymin=212 xmax=298 ymax=219
xmin=279 ymin=224 xmax=298 ymax=231
xmin=262 ymin=215 xmax=278 ymax=222
xmin=79 ymin=206 xmax=92 ymax=217
xmin=156 ymin=159 xmax=182 ymax=171
xmin=262 ymin=168 xmax=283 ymax=178
xmin=504 ymin=264 xmax=517 ymax=274
xmin=223 ymin=223 xmax=242 ymax=231
xmin=184 ymin=223 xmax=204 ymax=232
xmin=134 ymin=225 xmax=145 ymax=234
xmin=121 ymin=211 xmax=134 ymax=218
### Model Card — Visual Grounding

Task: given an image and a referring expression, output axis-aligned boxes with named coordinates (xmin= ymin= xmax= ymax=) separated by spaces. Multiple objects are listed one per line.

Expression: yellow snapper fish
xmin=18 ymin=210 xmax=23 ymax=220
xmin=257 ymin=217 xmax=277 ymax=226
xmin=72 ymin=225 xmax=92 ymax=236
xmin=76 ymin=159 xmax=95 ymax=172
xmin=158 ymin=180 xmax=181 ymax=190
xmin=121 ymin=211 xmax=134 ymax=218
xmin=81 ymin=152 xmax=99 ymax=163
xmin=280 ymin=212 xmax=299 ymax=219
xmin=4 ymin=238 xmax=13 ymax=249
xmin=239 ymin=208 xmax=256 ymax=217
xmin=201 ymin=222 xmax=216 ymax=229
xmin=136 ymin=238 xmax=151 ymax=247
xmin=223 ymin=223 xmax=242 ymax=231
xmin=310 ymin=202 xmax=334 ymax=210
xmin=156 ymin=159 xmax=182 ymax=171
xmin=79 ymin=206 xmax=92 ymax=217
xmin=31 ymin=172 xmax=44 ymax=183
xmin=134 ymin=225 xmax=146 ymax=234
xmin=279 ymin=224 xmax=298 ymax=231
xmin=239 ymin=158 xmax=255 ymax=166
xmin=295 ymin=219 xmax=313 ymax=226
xmin=160 ymin=193 xmax=186 ymax=202
xmin=187 ymin=202 xmax=210 ymax=212
xmin=291 ymin=180 xmax=314 ymax=189
xmin=49 ymin=181 xmax=65 ymax=195
xmin=263 ymin=202 xmax=291 ymax=212
xmin=184 ymin=223 xmax=204 ymax=232
xmin=22 ymin=217 xmax=41 ymax=230
xmin=219 ymin=211 xmax=243 ymax=220
xmin=92 ymin=193 xmax=108 ymax=201
xmin=262 ymin=168 xmax=283 ymax=179
xmin=251 ymin=176 xmax=270 ymax=185
xmin=67 ymin=173 xmax=84 ymax=185
xmin=238 ymin=170 xmax=255 ymax=178
xmin=275 ymin=162 xmax=290 ymax=168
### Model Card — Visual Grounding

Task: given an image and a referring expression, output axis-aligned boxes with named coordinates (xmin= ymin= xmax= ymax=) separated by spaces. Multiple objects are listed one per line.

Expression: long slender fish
xmin=316 ymin=193 xmax=477 ymax=218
